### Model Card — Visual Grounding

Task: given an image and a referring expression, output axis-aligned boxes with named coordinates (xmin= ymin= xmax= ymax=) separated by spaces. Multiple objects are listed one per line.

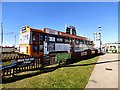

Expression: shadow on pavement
xmin=65 ymin=59 xmax=120 ymax=67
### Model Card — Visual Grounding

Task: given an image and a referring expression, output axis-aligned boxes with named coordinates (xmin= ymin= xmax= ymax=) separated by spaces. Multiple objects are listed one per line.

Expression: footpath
xmin=85 ymin=53 xmax=119 ymax=89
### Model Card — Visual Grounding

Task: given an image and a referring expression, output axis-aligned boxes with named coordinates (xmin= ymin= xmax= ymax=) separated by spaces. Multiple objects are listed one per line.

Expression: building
xmin=0 ymin=46 xmax=16 ymax=53
xmin=105 ymin=43 xmax=120 ymax=53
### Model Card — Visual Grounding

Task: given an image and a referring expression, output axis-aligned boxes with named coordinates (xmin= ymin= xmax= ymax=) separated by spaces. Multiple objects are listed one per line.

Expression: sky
xmin=0 ymin=2 xmax=118 ymax=46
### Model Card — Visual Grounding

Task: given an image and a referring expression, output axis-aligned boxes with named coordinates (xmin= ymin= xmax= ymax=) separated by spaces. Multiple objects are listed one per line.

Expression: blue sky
xmin=1 ymin=2 xmax=118 ymax=46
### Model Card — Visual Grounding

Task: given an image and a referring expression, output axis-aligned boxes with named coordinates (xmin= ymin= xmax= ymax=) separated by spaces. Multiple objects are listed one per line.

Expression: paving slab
xmin=85 ymin=54 xmax=119 ymax=89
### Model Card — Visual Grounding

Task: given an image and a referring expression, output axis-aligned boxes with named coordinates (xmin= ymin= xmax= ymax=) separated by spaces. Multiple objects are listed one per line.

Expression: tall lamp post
xmin=1 ymin=22 xmax=3 ymax=52
xmin=98 ymin=25 xmax=102 ymax=53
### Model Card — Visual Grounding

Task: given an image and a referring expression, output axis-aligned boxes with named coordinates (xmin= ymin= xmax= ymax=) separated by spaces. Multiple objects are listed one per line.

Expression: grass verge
xmin=2 ymin=56 xmax=98 ymax=88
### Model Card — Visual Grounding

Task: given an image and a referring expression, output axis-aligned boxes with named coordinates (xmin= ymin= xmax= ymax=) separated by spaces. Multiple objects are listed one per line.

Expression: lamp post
xmin=98 ymin=25 xmax=102 ymax=53
xmin=1 ymin=22 xmax=3 ymax=52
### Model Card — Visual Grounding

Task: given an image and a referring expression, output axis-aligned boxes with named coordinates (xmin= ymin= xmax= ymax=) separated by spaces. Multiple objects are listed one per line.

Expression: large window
xmin=56 ymin=36 xmax=64 ymax=43
xmin=39 ymin=33 xmax=44 ymax=42
xmin=33 ymin=44 xmax=37 ymax=52
xmin=49 ymin=37 xmax=55 ymax=42
xmin=40 ymin=42 xmax=44 ymax=52
xmin=80 ymin=40 xmax=83 ymax=44
xmin=45 ymin=35 xmax=49 ymax=41
xmin=83 ymin=40 xmax=86 ymax=44
xmin=89 ymin=41 xmax=91 ymax=45
xmin=32 ymin=34 xmax=37 ymax=42
xmin=45 ymin=35 xmax=55 ymax=42
xmin=64 ymin=38 xmax=69 ymax=44
xmin=87 ymin=41 xmax=89 ymax=45
xmin=69 ymin=38 xmax=72 ymax=43
xmin=72 ymin=38 xmax=75 ymax=43
xmin=75 ymin=39 xmax=79 ymax=44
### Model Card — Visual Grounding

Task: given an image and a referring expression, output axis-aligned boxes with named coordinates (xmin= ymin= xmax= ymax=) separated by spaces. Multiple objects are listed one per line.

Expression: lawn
xmin=2 ymin=56 xmax=98 ymax=88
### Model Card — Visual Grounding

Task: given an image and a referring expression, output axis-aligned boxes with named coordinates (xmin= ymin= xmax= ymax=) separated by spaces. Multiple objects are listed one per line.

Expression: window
xmin=114 ymin=46 xmax=116 ymax=49
xmin=76 ymin=39 xmax=79 ymax=44
xmin=49 ymin=37 xmax=55 ymax=42
xmin=56 ymin=37 xmax=64 ymax=43
xmin=33 ymin=44 xmax=37 ymax=52
xmin=32 ymin=34 xmax=37 ymax=42
xmin=91 ymin=41 xmax=93 ymax=45
xmin=80 ymin=40 xmax=83 ymax=44
xmin=75 ymin=45 xmax=79 ymax=50
xmin=72 ymin=38 xmax=75 ymax=43
xmin=69 ymin=39 xmax=72 ymax=43
xmin=87 ymin=41 xmax=89 ymax=45
xmin=84 ymin=41 xmax=87 ymax=44
xmin=89 ymin=41 xmax=91 ymax=45
xmin=45 ymin=35 xmax=49 ymax=41
xmin=22 ymin=26 xmax=26 ymax=33
xmin=45 ymin=35 xmax=55 ymax=42
xmin=40 ymin=42 xmax=43 ymax=52
xmin=39 ymin=33 xmax=44 ymax=42
xmin=64 ymin=38 xmax=69 ymax=44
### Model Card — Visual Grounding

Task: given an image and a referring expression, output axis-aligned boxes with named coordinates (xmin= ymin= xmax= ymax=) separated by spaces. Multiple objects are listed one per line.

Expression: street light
xmin=0 ymin=23 xmax=15 ymax=47
xmin=1 ymin=22 xmax=3 ymax=53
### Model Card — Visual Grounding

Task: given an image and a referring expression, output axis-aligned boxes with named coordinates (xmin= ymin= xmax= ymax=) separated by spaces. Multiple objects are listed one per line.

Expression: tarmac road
xmin=85 ymin=53 xmax=119 ymax=89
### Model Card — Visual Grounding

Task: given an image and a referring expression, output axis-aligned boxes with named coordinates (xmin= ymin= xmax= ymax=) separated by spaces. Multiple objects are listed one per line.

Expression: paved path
xmin=85 ymin=54 xmax=119 ymax=89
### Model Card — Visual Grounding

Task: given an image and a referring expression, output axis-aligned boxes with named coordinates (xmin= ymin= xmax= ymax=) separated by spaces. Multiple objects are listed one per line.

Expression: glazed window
xmin=32 ymin=34 xmax=37 ymax=42
xmin=39 ymin=33 xmax=44 ymax=42
xmin=56 ymin=37 xmax=64 ymax=43
xmin=45 ymin=35 xmax=49 ymax=41
xmin=114 ymin=46 xmax=116 ymax=49
xmin=72 ymin=38 xmax=75 ymax=43
xmin=76 ymin=40 xmax=79 ymax=44
xmin=80 ymin=40 xmax=83 ymax=44
xmin=40 ymin=42 xmax=44 ymax=52
xmin=69 ymin=39 xmax=72 ymax=43
xmin=87 ymin=41 xmax=89 ymax=45
xmin=45 ymin=35 xmax=55 ymax=42
xmin=33 ymin=44 xmax=37 ymax=52
xmin=64 ymin=38 xmax=69 ymax=44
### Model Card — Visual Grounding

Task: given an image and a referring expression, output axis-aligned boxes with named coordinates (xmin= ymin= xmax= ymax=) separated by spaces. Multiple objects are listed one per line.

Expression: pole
xmin=98 ymin=25 xmax=102 ymax=53
xmin=14 ymin=35 xmax=16 ymax=47
xmin=93 ymin=32 xmax=95 ymax=41
xmin=65 ymin=24 xmax=67 ymax=31
xmin=1 ymin=22 xmax=3 ymax=51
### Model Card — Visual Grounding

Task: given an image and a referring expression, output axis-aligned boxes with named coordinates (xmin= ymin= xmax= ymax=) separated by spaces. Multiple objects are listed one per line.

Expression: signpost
xmin=93 ymin=25 xmax=102 ymax=53
xmin=98 ymin=25 xmax=102 ymax=53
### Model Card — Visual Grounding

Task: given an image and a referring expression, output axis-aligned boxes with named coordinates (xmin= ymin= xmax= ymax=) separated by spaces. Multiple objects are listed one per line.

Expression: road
xmin=85 ymin=53 xmax=119 ymax=89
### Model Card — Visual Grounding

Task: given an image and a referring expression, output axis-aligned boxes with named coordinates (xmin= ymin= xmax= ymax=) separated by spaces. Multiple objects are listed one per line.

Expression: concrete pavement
xmin=85 ymin=54 xmax=119 ymax=89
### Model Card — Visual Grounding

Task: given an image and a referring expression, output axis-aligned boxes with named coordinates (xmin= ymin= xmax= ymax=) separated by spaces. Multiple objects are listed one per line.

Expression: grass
xmin=56 ymin=53 xmax=71 ymax=62
xmin=2 ymin=56 xmax=98 ymax=88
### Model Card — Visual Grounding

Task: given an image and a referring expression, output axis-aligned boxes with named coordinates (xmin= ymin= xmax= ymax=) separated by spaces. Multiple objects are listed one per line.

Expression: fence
xmin=1 ymin=56 xmax=43 ymax=77
xmin=1 ymin=51 xmax=99 ymax=77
